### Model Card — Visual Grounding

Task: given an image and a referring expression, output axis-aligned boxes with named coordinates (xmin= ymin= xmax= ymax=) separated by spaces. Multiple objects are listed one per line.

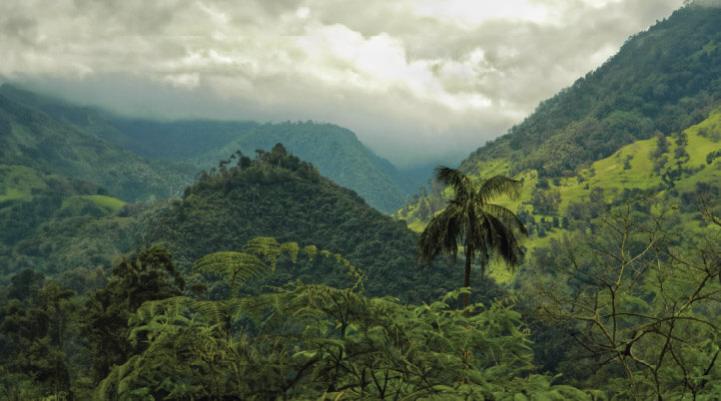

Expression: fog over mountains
xmin=1 ymin=0 xmax=684 ymax=166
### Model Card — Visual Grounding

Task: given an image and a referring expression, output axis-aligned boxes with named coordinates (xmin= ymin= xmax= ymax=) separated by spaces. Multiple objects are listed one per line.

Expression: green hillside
xmin=0 ymin=146 xmax=462 ymax=302
xmin=0 ymin=85 xmax=191 ymax=201
xmin=0 ymin=163 xmax=139 ymax=280
xmin=463 ymin=5 xmax=721 ymax=177
xmin=0 ymin=85 xmax=426 ymax=212
xmin=195 ymin=122 xmax=413 ymax=212
xmin=399 ymin=108 xmax=721 ymax=228
xmin=145 ymin=144 xmax=463 ymax=302
xmin=399 ymin=4 xmax=721 ymax=249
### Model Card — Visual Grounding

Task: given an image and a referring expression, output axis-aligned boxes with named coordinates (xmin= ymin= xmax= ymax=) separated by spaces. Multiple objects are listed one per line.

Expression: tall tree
xmin=419 ymin=167 xmax=526 ymax=306
xmin=85 ymin=246 xmax=185 ymax=382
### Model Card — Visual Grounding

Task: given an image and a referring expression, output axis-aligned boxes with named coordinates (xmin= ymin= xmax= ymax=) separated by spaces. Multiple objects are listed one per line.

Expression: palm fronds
xmin=435 ymin=166 xmax=471 ymax=200
xmin=419 ymin=168 xmax=527 ymax=301
xmin=478 ymin=175 xmax=522 ymax=204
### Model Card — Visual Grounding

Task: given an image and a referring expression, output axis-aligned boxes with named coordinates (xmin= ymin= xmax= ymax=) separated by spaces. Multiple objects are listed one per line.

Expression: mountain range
xmin=0 ymin=84 xmax=428 ymax=212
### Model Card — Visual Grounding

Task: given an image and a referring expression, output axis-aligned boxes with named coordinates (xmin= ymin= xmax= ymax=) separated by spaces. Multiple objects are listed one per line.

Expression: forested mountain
xmin=0 ymin=143 xmax=461 ymax=302
xmin=462 ymin=4 xmax=721 ymax=177
xmin=6 ymin=2 xmax=721 ymax=400
xmin=194 ymin=122 xmax=421 ymax=212
xmin=399 ymin=4 xmax=721 ymax=237
xmin=0 ymin=84 xmax=423 ymax=212
xmin=111 ymin=120 xmax=427 ymax=212
xmin=0 ymin=86 xmax=190 ymax=201
xmin=145 ymin=144 xmax=462 ymax=302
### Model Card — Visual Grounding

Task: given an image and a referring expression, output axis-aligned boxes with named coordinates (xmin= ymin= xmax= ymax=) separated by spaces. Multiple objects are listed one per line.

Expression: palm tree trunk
xmin=463 ymin=246 xmax=472 ymax=307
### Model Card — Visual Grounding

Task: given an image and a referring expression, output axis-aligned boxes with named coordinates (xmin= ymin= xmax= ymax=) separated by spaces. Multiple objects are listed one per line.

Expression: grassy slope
xmin=0 ymin=164 xmax=126 ymax=211
xmin=0 ymin=165 xmax=48 ymax=202
xmin=397 ymin=110 xmax=721 ymax=282
xmin=62 ymin=195 xmax=127 ymax=213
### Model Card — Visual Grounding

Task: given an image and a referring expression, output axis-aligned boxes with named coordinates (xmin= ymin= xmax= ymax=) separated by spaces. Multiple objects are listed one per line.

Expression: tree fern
xmin=193 ymin=237 xmax=364 ymax=293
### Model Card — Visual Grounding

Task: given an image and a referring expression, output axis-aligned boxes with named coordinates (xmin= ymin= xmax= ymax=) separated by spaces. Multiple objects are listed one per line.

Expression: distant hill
xmin=0 ymin=163 xmax=139 ymax=280
xmin=105 ymin=120 xmax=429 ymax=213
xmin=194 ymin=121 xmax=422 ymax=212
xmin=0 ymin=85 xmax=191 ymax=201
xmin=0 ymin=84 xmax=427 ymax=212
xmin=144 ymin=144 xmax=463 ymax=302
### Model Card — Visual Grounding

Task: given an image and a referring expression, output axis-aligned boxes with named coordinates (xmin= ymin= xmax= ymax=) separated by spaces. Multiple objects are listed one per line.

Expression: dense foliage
xmin=145 ymin=144 xmax=464 ymax=303
xmin=0 ymin=237 xmax=600 ymax=401
xmin=0 ymin=86 xmax=190 ymax=201
xmin=0 ymin=84 xmax=427 ymax=212
xmin=517 ymin=203 xmax=721 ymax=399
xmin=4 ymin=3 xmax=721 ymax=399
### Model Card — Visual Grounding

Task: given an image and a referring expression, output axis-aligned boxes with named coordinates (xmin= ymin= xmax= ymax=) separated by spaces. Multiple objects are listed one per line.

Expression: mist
xmin=1 ymin=0 xmax=684 ymax=167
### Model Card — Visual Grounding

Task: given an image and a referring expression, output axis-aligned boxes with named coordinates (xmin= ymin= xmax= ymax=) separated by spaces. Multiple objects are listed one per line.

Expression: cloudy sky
xmin=0 ymin=0 xmax=686 ymax=166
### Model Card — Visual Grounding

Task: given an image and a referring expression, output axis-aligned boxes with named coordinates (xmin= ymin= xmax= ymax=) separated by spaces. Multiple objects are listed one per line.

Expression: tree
xmin=419 ymin=167 xmax=526 ymax=306
xmin=96 ymin=284 xmax=595 ymax=401
xmin=531 ymin=205 xmax=721 ymax=399
xmin=85 ymin=245 xmax=185 ymax=382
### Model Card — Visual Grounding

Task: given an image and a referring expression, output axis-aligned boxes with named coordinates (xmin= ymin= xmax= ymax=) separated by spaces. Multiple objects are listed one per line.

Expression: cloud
xmin=0 ymin=0 xmax=685 ymax=166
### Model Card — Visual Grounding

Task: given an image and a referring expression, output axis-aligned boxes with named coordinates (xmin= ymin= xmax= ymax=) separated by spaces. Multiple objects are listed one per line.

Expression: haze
xmin=0 ymin=0 xmax=684 ymax=166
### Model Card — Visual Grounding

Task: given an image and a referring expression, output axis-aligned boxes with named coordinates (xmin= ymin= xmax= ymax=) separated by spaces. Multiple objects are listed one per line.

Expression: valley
xmin=2 ymin=2 xmax=721 ymax=400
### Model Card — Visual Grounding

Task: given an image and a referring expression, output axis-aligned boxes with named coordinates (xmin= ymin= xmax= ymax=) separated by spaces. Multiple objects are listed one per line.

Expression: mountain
xmin=0 ymin=85 xmax=192 ymax=201
xmin=106 ymin=118 xmax=420 ymax=212
xmin=0 ymin=144 xmax=463 ymax=302
xmin=193 ymin=121 xmax=420 ymax=212
xmin=461 ymin=4 xmax=721 ymax=177
xmin=143 ymin=144 xmax=463 ymax=302
xmin=397 ymin=3 xmax=721 ymax=277
xmin=106 ymin=120 xmax=428 ymax=213
xmin=0 ymin=85 xmax=426 ymax=212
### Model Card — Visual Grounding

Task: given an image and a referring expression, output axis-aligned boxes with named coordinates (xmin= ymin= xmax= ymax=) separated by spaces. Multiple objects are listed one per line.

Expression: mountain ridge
xmin=0 ymin=84 xmax=427 ymax=212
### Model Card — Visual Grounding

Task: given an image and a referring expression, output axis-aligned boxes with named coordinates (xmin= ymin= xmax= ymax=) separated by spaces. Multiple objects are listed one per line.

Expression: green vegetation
xmin=399 ymin=107 xmax=721 ymax=260
xmin=0 ymin=86 xmax=192 ymax=202
xmin=144 ymin=144 xmax=464 ymax=303
xmin=1 ymin=84 xmax=427 ymax=213
xmin=195 ymin=122 xmax=421 ymax=212
xmin=420 ymin=167 xmax=526 ymax=306
xmin=517 ymin=205 xmax=721 ymax=399
xmin=462 ymin=5 xmax=721 ymax=178
xmin=0 ymin=165 xmax=48 ymax=202
xmin=5 ymin=2 xmax=721 ymax=400
xmin=0 ymin=239 xmax=597 ymax=400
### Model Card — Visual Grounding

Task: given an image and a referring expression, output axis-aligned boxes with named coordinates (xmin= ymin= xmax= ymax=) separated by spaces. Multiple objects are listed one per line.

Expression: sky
xmin=0 ymin=0 xmax=686 ymax=167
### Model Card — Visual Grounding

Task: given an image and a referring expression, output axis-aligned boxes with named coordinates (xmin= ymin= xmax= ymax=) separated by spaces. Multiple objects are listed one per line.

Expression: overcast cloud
xmin=0 ymin=0 xmax=686 ymax=166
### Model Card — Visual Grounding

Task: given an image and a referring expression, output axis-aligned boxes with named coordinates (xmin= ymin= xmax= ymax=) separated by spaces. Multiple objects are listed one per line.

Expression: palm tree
xmin=419 ymin=167 xmax=527 ymax=307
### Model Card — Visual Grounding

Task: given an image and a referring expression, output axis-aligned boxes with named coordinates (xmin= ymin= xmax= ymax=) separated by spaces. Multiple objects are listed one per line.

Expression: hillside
xmin=462 ymin=4 xmax=721 ymax=177
xmin=397 ymin=3 xmax=721 ymax=282
xmin=0 ymin=85 xmax=425 ymax=212
xmin=103 ymin=120 xmax=426 ymax=213
xmin=144 ymin=144 xmax=462 ymax=302
xmin=399 ymin=98 xmax=721 ymax=284
xmin=0 ymin=164 xmax=141 ymax=281
xmin=0 ymin=145 xmax=462 ymax=302
xmin=194 ymin=122 xmax=419 ymax=212
xmin=0 ymin=85 xmax=191 ymax=201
